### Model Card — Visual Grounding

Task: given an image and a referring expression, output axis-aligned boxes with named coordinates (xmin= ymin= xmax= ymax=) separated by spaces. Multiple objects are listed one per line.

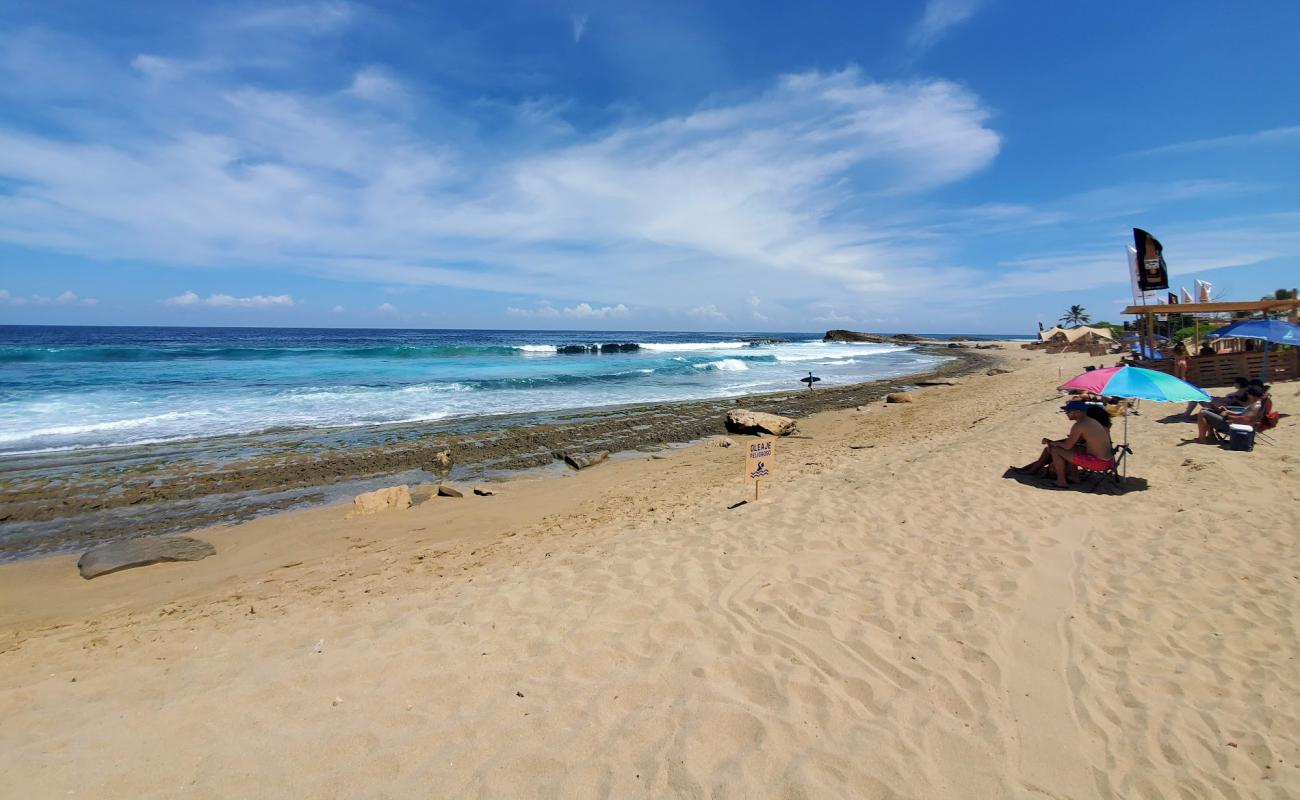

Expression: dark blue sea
xmin=0 ymin=326 xmax=1011 ymax=455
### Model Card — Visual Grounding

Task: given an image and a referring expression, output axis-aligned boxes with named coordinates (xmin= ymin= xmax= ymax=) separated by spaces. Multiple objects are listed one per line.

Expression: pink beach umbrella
xmin=1058 ymin=364 xmax=1210 ymax=484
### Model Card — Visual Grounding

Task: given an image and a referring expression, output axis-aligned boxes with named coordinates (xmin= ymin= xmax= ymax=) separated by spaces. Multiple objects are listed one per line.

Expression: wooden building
xmin=1122 ymin=298 xmax=1300 ymax=384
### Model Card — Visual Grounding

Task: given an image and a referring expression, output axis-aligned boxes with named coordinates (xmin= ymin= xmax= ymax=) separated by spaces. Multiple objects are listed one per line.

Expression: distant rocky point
xmin=823 ymin=330 xmax=923 ymax=344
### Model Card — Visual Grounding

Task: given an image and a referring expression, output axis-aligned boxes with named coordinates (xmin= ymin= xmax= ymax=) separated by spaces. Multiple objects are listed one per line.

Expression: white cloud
xmin=230 ymin=1 xmax=355 ymax=35
xmin=331 ymin=304 xmax=345 ymax=312
xmin=131 ymin=54 xmax=186 ymax=81
xmin=507 ymin=301 xmax=628 ymax=319
xmin=0 ymin=32 xmax=1010 ymax=324
xmin=688 ymin=304 xmax=728 ymax=322
xmin=377 ymin=302 xmax=397 ymax=313
xmin=1130 ymin=125 xmax=1300 ymax=158
xmin=907 ymin=0 xmax=983 ymax=52
xmin=571 ymin=14 xmax=589 ymax=43
xmin=164 ymin=290 xmax=294 ymax=308
xmin=813 ymin=308 xmax=853 ymax=324
xmin=564 ymin=302 xmax=627 ymax=319
xmin=344 ymin=66 xmax=405 ymax=105
xmin=1 ymin=288 xmax=97 ymax=306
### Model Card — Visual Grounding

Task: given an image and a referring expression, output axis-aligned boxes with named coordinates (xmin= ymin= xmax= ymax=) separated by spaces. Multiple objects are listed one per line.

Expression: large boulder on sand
xmin=563 ymin=451 xmax=610 ymax=470
xmin=725 ymin=410 xmax=798 ymax=436
xmin=78 ymin=536 xmax=215 ymax=579
xmin=885 ymin=393 xmax=913 ymax=404
xmin=351 ymin=485 xmax=412 ymax=516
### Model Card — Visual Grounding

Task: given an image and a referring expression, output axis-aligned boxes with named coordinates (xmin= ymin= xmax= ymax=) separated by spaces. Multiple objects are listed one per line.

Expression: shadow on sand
xmin=1002 ymin=467 xmax=1149 ymax=495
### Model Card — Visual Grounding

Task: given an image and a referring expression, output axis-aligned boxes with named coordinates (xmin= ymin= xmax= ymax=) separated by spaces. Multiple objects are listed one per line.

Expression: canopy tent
xmin=1040 ymin=326 xmax=1115 ymax=344
xmin=1038 ymin=326 xmax=1066 ymax=341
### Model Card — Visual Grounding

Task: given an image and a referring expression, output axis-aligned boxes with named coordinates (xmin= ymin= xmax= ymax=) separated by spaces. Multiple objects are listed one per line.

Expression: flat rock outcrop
xmin=724 ymin=410 xmax=798 ymax=437
xmin=351 ymin=485 xmax=412 ymax=515
xmin=78 ymin=536 xmax=215 ymax=579
xmin=437 ymin=484 xmax=464 ymax=498
xmin=823 ymin=330 xmax=893 ymax=344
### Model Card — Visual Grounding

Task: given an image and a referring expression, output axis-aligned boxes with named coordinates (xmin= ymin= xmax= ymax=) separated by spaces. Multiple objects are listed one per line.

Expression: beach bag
xmin=1228 ymin=423 xmax=1255 ymax=452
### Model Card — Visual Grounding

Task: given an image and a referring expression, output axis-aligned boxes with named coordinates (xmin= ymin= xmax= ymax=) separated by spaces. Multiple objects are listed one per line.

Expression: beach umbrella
xmin=1206 ymin=318 xmax=1300 ymax=380
xmin=1058 ymin=364 xmax=1210 ymax=481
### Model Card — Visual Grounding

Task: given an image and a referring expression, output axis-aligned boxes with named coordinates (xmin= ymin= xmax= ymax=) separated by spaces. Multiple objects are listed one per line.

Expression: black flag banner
xmin=1134 ymin=228 xmax=1169 ymax=291
xmin=1167 ymin=292 xmax=1178 ymax=304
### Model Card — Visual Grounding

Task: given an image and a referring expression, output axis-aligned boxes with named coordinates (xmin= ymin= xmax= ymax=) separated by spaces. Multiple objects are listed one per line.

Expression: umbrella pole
xmin=1123 ymin=410 xmax=1129 ymax=485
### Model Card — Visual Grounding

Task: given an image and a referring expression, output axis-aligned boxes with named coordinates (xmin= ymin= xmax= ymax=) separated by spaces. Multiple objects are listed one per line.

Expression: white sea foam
xmin=638 ymin=341 xmax=747 ymax=352
xmin=693 ymin=359 xmax=749 ymax=371
xmin=513 ymin=344 xmax=558 ymax=353
xmin=0 ymin=410 xmax=209 ymax=444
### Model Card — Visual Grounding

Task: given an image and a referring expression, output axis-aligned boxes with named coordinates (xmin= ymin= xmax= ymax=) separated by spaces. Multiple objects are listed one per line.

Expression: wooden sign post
xmin=745 ymin=438 xmax=775 ymax=501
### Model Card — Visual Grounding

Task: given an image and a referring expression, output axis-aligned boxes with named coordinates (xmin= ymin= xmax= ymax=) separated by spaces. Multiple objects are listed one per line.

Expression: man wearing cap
xmin=1011 ymin=400 xmax=1114 ymax=487
xmin=1046 ymin=400 xmax=1115 ymax=488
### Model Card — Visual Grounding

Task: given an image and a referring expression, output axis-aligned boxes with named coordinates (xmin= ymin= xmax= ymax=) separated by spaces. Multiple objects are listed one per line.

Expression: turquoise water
xmin=0 ymin=326 xmax=962 ymax=455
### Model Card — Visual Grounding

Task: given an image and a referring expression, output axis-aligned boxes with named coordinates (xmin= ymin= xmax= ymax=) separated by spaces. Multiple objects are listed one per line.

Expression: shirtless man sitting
xmin=1020 ymin=400 xmax=1114 ymax=489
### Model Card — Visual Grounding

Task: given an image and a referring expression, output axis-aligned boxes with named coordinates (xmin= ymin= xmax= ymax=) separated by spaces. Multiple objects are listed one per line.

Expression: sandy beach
xmin=2 ymin=344 xmax=1296 ymax=798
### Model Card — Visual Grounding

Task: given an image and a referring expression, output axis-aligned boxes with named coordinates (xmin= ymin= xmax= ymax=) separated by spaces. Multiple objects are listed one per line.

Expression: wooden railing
xmin=1137 ymin=349 xmax=1299 ymax=386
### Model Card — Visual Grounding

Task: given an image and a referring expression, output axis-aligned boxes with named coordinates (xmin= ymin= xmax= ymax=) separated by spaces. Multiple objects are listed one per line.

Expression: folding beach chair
xmin=1082 ymin=443 xmax=1132 ymax=494
xmin=1255 ymin=395 xmax=1279 ymax=446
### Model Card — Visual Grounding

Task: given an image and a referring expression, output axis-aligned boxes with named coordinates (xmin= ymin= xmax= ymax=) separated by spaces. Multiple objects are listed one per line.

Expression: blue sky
xmin=1 ymin=0 xmax=1297 ymax=333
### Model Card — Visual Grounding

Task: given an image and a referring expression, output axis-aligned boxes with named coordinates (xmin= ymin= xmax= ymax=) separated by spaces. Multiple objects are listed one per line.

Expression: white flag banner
xmin=1196 ymin=279 xmax=1212 ymax=302
xmin=1127 ymin=246 xmax=1141 ymax=302
xmin=1181 ymin=286 xmax=1194 ymax=303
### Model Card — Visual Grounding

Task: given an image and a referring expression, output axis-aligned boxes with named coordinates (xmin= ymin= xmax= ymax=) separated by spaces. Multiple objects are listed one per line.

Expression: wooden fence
xmin=1136 ymin=348 xmax=1299 ymax=386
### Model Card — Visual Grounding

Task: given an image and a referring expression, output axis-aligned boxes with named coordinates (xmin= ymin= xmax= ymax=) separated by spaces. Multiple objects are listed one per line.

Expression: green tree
xmin=1059 ymin=305 xmax=1091 ymax=326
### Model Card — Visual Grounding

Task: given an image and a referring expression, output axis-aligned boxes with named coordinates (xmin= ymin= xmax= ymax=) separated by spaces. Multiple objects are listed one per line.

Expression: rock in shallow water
xmin=78 ymin=536 xmax=216 ymax=579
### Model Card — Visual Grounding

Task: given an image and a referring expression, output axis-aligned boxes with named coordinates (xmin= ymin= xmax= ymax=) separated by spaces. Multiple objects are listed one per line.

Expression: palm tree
xmin=1059 ymin=305 xmax=1091 ymax=326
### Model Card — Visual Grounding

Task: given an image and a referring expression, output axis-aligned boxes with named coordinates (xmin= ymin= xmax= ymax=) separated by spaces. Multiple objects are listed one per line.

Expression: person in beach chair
xmin=1184 ymin=375 xmax=1249 ymax=418
xmin=1196 ymin=386 xmax=1266 ymax=443
xmin=1011 ymin=401 xmax=1114 ymax=488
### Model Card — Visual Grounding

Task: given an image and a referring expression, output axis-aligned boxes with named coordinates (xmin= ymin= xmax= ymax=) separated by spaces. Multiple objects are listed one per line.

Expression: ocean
xmin=0 ymin=326 xmax=971 ymax=456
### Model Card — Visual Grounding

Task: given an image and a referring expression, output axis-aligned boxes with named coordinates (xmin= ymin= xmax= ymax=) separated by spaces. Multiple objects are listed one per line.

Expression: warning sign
xmin=745 ymin=439 xmax=775 ymax=483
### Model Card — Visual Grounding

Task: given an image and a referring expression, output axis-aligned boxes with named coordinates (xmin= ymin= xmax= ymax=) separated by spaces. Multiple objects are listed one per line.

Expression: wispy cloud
xmin=570 ymin=13 xmax=589 ymax=44
xmin=506 ymin=302 xmax=630 ymax=319
xmin=1129 ymin=125 xmax=1300 ymax=157
xmin=1 ymin=288 xmax=97 ymax=306
xmin=228 ymin=1 xmax=355 ymax=35
xmin=907 ymin=0 xmax=984 ymax=53
xmin=0 ymin=40 xmax=1002 ymax=321
xmin=165 ymin=291 xmax=295 ymax=308
xmin=688 ymin=304 xmax=728 ymax=322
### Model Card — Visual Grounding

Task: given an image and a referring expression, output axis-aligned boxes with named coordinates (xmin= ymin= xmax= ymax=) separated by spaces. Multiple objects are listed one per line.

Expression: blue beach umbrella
xmin=1207 ymin=318 xmax=1300 ymax=380
xmin=1206 ymin=318 xmax=1300 ymax=345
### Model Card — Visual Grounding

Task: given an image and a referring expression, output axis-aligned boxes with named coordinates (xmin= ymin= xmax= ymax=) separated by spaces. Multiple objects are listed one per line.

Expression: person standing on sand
xmin=1172 ymin=342 xmax=1189 ymax=381
xmin=1038 ymin=400 xmax=1114 ymax=488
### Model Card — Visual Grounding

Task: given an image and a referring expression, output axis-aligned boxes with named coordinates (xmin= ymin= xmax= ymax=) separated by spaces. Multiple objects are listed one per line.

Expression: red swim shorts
xmin=1074 ymin=452 xmax=1115 ymax=471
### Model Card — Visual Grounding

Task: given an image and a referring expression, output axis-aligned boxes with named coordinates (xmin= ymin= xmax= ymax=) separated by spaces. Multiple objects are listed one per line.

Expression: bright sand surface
xmin=2 ymin=345 xmax=1297 ymax=799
